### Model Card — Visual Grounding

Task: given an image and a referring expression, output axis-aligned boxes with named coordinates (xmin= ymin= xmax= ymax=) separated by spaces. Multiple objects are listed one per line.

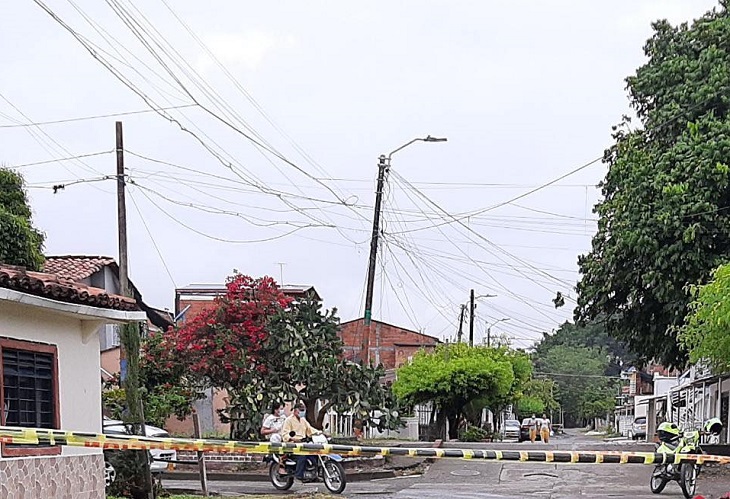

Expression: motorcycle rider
xmin=281 ymin=402 xmax=318 ymax=481
xmin=261 ymin=402 xmax=286 ymax=443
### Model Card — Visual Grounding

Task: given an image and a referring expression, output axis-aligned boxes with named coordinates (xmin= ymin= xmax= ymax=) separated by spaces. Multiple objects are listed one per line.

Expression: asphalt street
xmin=162 ymin=430 xmax=730 ymax=498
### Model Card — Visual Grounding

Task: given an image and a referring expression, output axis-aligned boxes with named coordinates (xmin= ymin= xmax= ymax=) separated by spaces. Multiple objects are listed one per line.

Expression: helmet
xmin=704 ymin=417 xmax=723 ymax=436
xmin=657 ymin=422 xmax=680 ymax=443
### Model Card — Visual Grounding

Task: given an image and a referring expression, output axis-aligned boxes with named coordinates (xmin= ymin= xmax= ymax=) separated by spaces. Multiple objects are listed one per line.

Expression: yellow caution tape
xmin=1 ymin=426 xmax=729 ymax=465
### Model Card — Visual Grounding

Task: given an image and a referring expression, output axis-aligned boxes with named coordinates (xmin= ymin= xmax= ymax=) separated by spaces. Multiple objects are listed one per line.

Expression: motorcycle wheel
xmin=269 ymin=461 xmax=294 ymax=490
xmin=322 ymin=460 xmax=347 ymax=494
xmin=649 ymin=466 xmax=667 ymax=494
xmin=679 ymin=463 xmax=697 ymax=499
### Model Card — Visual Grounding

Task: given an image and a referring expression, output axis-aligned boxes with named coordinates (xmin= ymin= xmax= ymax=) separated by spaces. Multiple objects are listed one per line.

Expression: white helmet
xmin=269 ymin=433 xmax=282 ymax=443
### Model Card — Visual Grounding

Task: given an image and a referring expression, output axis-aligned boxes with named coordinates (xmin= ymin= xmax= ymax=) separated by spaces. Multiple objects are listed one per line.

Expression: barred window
xmin=0 ymin=338 xmax=59 ymax=457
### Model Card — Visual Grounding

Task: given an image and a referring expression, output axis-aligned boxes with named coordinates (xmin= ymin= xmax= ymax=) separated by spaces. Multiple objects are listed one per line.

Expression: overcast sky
xmin=1 ymin=1 xmax=720 ymax=347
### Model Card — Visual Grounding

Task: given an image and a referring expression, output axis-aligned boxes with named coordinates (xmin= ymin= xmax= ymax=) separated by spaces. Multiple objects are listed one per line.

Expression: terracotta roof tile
xmin=42 ymin=255 xmax=116 ymax=281
xmin=0 ymin=264 xmax=138 ymax=311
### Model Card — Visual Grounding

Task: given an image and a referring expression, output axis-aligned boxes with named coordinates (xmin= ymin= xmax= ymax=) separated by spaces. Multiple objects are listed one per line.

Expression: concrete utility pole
xmin=469 ymin=289 xmax=475 ymax=346
xmin=116 ymin=121 xmax=129 ymax=373
xmin=457 ymin=304 xmax=466 ymax=343
xmin=116 ymin=121 xmax=153 ymax=499
xmin=362 ymin=155 xmax=388 ymax=364
xmin=362 ymin=136 xmax=447 ymax=364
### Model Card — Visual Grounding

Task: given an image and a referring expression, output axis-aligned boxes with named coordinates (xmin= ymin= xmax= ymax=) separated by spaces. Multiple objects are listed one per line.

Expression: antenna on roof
xmin=276 ymin=262 xmax=286 ymax=285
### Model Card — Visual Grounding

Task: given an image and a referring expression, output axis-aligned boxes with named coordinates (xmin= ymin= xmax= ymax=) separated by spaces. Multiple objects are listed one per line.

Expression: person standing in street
xmin=528 ymin=414 xmax=537 ymax=443
xmin=540 ymin=414 xmax=551 ymax=444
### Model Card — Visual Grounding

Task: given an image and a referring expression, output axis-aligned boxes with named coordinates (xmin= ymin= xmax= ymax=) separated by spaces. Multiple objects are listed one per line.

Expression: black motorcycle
xmin=266 ymin=433 xmax=347 ymax=494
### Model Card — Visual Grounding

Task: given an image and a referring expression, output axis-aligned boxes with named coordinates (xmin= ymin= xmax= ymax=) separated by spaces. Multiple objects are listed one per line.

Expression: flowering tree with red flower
xmin=166 ymin=273 xmax=291 ymax=438
xmin=163 ymin=272 xmax=403 ymax=439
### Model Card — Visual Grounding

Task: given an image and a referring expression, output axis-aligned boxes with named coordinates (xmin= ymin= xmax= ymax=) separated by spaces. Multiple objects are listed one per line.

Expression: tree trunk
xmin=447 ymin=412 xmax=460 ymax=440
xmin=435 ymin=410 xmax=447 ymax=441
xmin=315 ymin=401 xmax=335 ymax=430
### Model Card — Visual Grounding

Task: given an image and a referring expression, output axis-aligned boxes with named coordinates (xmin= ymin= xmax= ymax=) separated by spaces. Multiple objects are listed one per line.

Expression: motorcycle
xmin=266 ymin=432 xmax=347 ymax=494
xmin=650 ymin=418 xmax=724 ymax=499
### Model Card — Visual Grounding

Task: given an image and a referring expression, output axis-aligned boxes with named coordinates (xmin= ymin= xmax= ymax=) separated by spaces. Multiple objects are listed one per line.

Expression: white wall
xmin=0 ymin=300 xmax=103 ymax=457
xmin=653 ymin=376 xmax=678 ymax=397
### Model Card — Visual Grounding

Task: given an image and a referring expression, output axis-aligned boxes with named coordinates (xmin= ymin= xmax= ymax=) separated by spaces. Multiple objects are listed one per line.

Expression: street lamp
xmin=361 ymin=135 xmax=447 ymax=364
xmin=486 ymin=318 xmax=510 ymax=348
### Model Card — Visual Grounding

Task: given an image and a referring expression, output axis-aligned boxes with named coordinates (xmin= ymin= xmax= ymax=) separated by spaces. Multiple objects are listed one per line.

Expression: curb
xmin=161 ymin=469 xmax=396 ymax=483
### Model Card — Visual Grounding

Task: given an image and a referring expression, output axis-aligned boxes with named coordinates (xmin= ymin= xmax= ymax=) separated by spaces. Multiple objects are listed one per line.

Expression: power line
xmin=3 ymin=151 xmax=114 ymax=170
xmin=0 ymin=104 xmax=196 ymax=128
xmin=390 ymin=171 xmax=578 ymax=294
xmin=128 ymin=189 xmax=177 ymax=288
xmin=134 ymin=185 xmax=325 ymax=244
xmin=535 ymin=371 xmax=622 ymax=380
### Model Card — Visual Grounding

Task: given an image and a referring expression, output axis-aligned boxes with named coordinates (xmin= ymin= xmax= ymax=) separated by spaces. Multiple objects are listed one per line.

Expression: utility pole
xmin=362 ymin=155 xmax=388 ymax=365
xmin=116 ymin=121 xmax=129 ymax=377
xmin=469 ymin=289 xmax=475 ymax=346
xmin=116 ymin=121 xmax=153 ymax=499
xmin=456 ymin=304 xmax=466 ymax=343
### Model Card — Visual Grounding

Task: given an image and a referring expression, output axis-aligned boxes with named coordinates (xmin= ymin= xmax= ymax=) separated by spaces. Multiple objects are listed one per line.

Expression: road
xmin=162 ymin=430 xmax=730 ymax=498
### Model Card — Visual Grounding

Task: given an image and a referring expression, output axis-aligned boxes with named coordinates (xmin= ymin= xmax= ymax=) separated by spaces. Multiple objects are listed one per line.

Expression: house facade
xmin=338 ymin=318 xmax=441 ymax=370
xmin=43 ymin=255 xmax=173 ymax=351
xmin=0 ymin=264 xmax=146 ymax=499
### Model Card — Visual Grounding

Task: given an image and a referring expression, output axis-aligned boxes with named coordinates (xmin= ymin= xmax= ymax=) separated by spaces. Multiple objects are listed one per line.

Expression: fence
xmin=325 ymin=409 xmax=420 ymax=441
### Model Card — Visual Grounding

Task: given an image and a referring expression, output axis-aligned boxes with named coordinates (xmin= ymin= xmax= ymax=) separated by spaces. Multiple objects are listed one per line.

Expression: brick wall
xmin=338 ymin=319 xmax=439 ymax=369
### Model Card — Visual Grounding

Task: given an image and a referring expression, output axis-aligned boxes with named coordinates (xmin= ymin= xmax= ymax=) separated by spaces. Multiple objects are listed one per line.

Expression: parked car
xmin=503 ymin=419 xmax=521 ymax=439
xmin=102 ymin=418 xmax=176 ymax=488
xmin=518 ymin=418 xmax=544 ymax=442
xmin=628 ymin=416 xmax=647 ymax=440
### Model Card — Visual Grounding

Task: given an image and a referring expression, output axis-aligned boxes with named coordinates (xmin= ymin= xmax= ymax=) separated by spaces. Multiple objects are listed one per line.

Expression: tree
xmin=392 ymin=343 xmax=531 ymax=439
xmin=167 ymin=273 xmax=402 ymax=440
xmin=532 ymin=321 xmax=635 ymax=376
xmin=0 ymin=168 xmax=44 ymax=269
xmin=166 ymin=274 xmax=291 ymax=438
xmin=536 ymin=345 xmax=616 ymax=427
xmin=516 ymin=379 xmax=558 ymax=418
xmin=103 ymin=330 xmax=203 ymax=427
xmin=574 ymin=5 xmax=730 ymax=368
xmin=680 ymin=262 xmax=730 ymax=373
xmin=221 ymin=294 xmax=403 ymax=438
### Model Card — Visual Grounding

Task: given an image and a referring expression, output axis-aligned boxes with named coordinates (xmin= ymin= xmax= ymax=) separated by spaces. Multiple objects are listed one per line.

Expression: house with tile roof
xmin=43 ymin=256 xmax=173 ymax=352
xmin=0 ymin=264 xmax=146 ymax=499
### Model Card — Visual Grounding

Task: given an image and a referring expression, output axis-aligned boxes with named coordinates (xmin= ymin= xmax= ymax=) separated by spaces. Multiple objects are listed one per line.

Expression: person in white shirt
xmin=540 ymin=414 xmax=551 ymax=444
xmin=261 ymin=403 xmax=286 ymax=442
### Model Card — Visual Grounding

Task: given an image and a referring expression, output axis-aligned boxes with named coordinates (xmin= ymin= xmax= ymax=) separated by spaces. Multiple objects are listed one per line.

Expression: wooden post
xmin=193 ymin=413 xmax=209 ymax=497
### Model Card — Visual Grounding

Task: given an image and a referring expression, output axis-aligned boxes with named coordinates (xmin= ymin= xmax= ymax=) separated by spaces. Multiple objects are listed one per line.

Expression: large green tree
xmin=0 ymin=168 xmax=44 ymax=269
xmin=392 ymin=343 xmax=531 ymax=439
xmin=575 ymin=4 xmax=730 ymax=368
xmin=533 ymin=321 xmax=635 ymax=376
xmin=680 ymin=262 xmax=730 ymax=373
xmin=535 ymin=345 xmax=616 ymax=426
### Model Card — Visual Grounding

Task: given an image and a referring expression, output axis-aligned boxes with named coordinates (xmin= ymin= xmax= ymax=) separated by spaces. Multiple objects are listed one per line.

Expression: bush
xmin=459 ymin=425 xmax=488 ymax=442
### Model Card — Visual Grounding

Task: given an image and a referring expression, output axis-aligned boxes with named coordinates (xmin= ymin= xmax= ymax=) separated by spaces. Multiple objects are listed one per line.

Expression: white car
xmin=102 ymin=418 xmax=176 ymax=486
xmin=503 ymin=419 xmax=521 ymax=439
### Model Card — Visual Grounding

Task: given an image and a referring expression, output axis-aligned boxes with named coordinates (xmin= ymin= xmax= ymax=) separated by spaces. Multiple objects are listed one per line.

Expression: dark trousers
xmin=295 ymin=455 xmax=314 ymax=478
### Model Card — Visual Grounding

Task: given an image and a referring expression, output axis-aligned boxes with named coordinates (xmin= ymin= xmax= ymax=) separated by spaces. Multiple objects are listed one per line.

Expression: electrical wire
xmin=0 ymin=104 xmax=196 ymax=128
xmin=3 ymin=151 xmax=114 ymax=170
xmin=128 ymin=189 xmax=177 ymax=288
